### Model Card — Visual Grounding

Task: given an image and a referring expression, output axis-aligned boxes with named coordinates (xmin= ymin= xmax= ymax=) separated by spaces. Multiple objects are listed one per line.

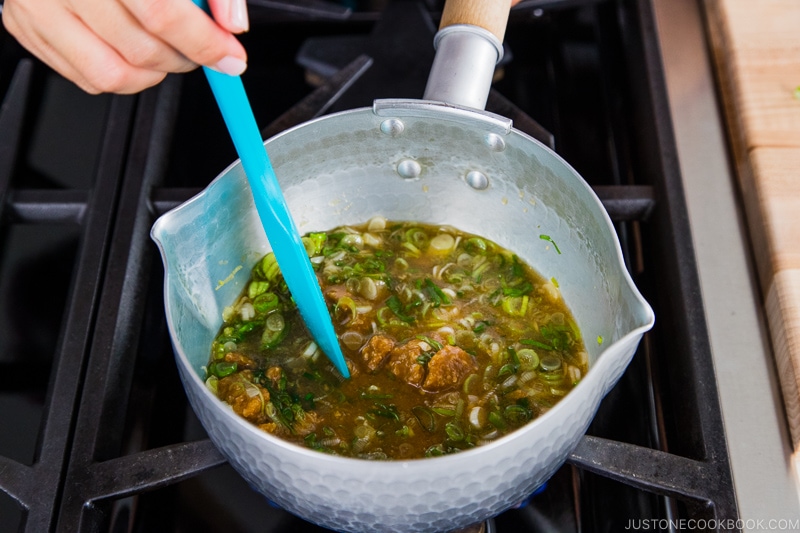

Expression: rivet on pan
xmin=380 ymin=118 xmax=405 ymax=137
xmin=485 ymin=133 xmax=506 ymax=152
xmin=465 ymin=170 xmax=489 ymax=190
xmin=397 ymin=159 xmax=422 ymax=179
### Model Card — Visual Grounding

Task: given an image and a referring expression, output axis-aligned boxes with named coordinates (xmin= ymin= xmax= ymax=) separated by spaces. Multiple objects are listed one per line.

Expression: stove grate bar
xmin=487 ymin=89 xmax=555 ymax=150
xmin=568 ymin=435 xmax=735 ymax=520
xmin=0 ymin=59 xmax=33 ymax=221
xmin=0 ymin=91 xmax=136 ymax=533
xmin=247 ymin=0 xmax=352 ymax=20
xmin=6 ymin=189 xmax=88 ymax=223
xmin=148 ymin=184 xmax=655 ymax=223
xmin=72 ymin=441 xmax=226 ymax=503
xmin=593 ymin=185 xmax=655 ymax=221
xmin=261 ymin=54 xmax=373 ymax=140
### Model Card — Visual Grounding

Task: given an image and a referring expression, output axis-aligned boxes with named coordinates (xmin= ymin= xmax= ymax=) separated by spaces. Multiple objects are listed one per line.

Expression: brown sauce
xmin=206 ymin=218 xmax=588 ymax=459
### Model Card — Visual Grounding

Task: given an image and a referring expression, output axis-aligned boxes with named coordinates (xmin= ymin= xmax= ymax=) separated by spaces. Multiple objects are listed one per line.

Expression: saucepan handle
xmin=423 ymin=0 xmax=512 ymax=110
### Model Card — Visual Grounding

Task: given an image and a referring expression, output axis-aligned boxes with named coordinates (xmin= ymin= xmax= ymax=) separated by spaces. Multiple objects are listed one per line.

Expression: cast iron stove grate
xmin=0 ymin=1 xmax=737 ymax=531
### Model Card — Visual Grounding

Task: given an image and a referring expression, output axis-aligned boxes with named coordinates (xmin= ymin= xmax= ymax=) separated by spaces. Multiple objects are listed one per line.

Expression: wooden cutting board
xmin=703 ymin=0 xmax=800 ymax=450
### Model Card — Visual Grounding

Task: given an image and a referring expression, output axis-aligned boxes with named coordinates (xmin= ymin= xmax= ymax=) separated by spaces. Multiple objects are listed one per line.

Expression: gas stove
xmin=0 ymin=0 xmax=773 ymax=531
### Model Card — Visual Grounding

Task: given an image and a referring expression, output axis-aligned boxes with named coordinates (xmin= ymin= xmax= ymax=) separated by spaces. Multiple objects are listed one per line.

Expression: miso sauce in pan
xmin=205 ymin=218 xmax=588 ymax=460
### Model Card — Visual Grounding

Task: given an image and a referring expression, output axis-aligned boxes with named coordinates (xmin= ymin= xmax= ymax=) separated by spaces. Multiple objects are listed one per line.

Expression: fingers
xmin=2 ymin=0 xmax=249 ymax=94
xmin=3 ymin=0 xmax=167 ymax=93
xmin=120 ymin=0 xmax=247 ymax=75
xmin=72 ymin=0 xmax=195 ymax=75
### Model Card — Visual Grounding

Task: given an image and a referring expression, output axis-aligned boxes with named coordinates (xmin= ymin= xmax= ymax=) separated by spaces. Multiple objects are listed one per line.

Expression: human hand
xmin=1 ymin=0 xmax=249 ymax=94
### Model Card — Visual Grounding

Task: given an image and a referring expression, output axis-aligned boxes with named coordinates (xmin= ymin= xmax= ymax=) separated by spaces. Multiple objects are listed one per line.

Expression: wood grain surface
xmin=703 ymin=0 xmax=800 ymax=448
xmin=439 ymin=0 xmax=513 ymax=41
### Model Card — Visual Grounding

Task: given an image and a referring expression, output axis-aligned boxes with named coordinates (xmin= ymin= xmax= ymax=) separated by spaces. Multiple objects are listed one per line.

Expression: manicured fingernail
xmin=230 ymin=0 xmax=249 ymax=32
xmin=212 ymin=56 xmax=247 ymax=76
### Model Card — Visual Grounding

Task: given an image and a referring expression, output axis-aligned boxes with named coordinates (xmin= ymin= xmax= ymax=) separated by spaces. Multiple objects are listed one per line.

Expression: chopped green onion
xmin=539 ymin=234 xmax=562 ymax=254
xmin=401 ymin=242 xmax=421 ymax=256
xmin=444 ymin=421 xmax=465 ymax=441
xmin=488 ymin=411 xmax=506 ymax=430
xmin=253 ymin=292 xmax=279 ymax=314
xmin=424 ymin=278 xmax=451 ymax=306
xmin=462 ymin=373 xmax=479 ymax=394
xmin=386 ymin=295 xmax=415 ymax=323
xmin=539 ymin=355 xmax=563 ymax=374
xmin=471 ymin=261 xmax=491 ymax=281
xmin=205 ymin=375 xmax=219 ymax=395
xmin=497 ymin=363 xmax=517 ymax=378
xmin=472 ymin=320 xmax=491 ymax=334
xmin=431 ymin=407 xmax=456 ymax=417
xmin=368 ymin=402 xmax=400 ymax=421
xmin=520 ymin=339 xmax=554 ymax=351
xmin=429 ymin=233 xmax=455 ymax=253
xmin=303 ymin=232 xmax=327 ymax=256
xmin=412 ymin=405 xmax=436 ymax=432
xmin=503 ymin=281 xmax=532 ymax=297
xmin=415 ymin=335 xmax=443 ymax=351
xmin=425 ymin=444 xmax=446 ymax=457
xmin=501 ymin=295 xmax=529 ymax=316
xmin=405 ymin=228 xmax=429 ymax=247
xmin=261 ymin=313 xmax=287 ymax=349
xmin=208 ymin=361 xmax=238 ymax=378
xmin=248 ymin=280 xmax=270 ymax=299
xmin=504 ymin=404 xmax=532 ymax=424
xmin=511 ymin=255 xmax=525 ymax=277
xmin=465 ymin=237 xmax=487 ymax=254
xmin=334 ymin=296 xmax=358 ymax=321
xmin=516 ymin=348 xmax=540 ymax=370
xmin=255 ymin=253 xmax=282 ymax=282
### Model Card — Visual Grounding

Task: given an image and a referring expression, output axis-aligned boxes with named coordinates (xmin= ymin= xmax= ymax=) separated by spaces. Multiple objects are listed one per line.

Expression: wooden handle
xmin=440 ymin=0 xmax=513 ymax=42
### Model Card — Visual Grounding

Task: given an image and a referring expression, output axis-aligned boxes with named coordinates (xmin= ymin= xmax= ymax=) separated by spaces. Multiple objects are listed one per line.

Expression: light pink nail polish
xmin=230 ymin=0 xmax=249 ymax=33
xmin=212 ymin=56 xmax=247 ymax=76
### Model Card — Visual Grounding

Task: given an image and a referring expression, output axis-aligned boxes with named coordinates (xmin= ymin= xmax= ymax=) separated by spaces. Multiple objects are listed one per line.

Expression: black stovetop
xmin=0 ymin=1 xmax=739 ymax=531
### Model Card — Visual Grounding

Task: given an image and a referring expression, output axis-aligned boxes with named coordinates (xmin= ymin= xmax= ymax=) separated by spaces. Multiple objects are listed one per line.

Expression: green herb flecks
xmin=386 ymin=295 xmax=415 ymax=323
xmin=539 ymin=234 xmax=562 ymax=254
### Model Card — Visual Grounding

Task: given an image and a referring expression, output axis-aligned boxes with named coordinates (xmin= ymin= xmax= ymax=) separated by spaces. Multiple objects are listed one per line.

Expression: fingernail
xmin=230 ymin=0 xmax=249 ymax=32
xmin=212 ymin=56 xmax=247 ymax=76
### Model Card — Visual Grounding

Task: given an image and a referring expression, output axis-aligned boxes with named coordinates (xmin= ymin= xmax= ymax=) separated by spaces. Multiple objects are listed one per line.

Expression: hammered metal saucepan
xmin=150 ymin=1 xmax=654 ymax=531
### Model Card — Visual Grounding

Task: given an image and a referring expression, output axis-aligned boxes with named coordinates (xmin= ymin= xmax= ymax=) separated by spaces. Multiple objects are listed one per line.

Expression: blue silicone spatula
xmin=190 ymin=0 xmax=349 ymax=378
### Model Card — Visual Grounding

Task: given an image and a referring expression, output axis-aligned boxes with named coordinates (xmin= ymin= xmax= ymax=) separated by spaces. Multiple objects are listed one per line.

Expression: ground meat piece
xmin=257 ymin=421 xmax=279 ymax=434
xmin=223 ymin=351 xmax=258 ymax=369
xmin=217 ymin=373 xmax=270 ymax=424
xmin=387 ymin=339 xmax=428 ymax=388
xmin=361 ymin=335 xmax=396 ymax=372
xmin=422 ymin=345 xmax=478 ymax=392
xmin=266 ymin=366 xmax=283 ymax=385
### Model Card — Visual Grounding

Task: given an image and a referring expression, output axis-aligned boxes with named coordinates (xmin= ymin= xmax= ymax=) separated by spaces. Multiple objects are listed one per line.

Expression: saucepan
xmin=150 ymin=1 xmax=655 ymax=531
